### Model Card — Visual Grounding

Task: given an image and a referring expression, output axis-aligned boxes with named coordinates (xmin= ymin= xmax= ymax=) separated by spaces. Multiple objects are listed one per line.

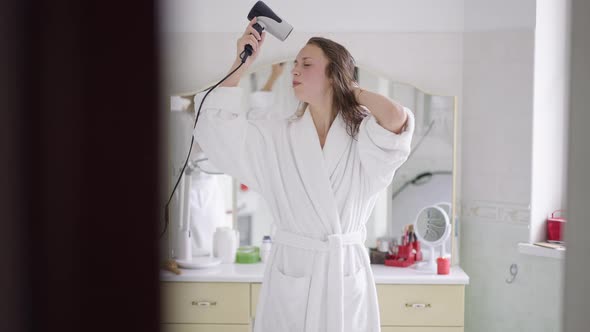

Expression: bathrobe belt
xmin=273 ymin=228 xmax=367 ymax=332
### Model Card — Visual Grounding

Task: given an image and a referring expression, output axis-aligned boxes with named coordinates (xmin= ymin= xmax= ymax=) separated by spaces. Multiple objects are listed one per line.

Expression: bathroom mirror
xmin=168 ymin=60 xmax=457 ymax=260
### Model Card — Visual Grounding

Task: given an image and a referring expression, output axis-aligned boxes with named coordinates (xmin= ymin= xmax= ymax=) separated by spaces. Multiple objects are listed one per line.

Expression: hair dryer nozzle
xmin=247 ymin=1 xmax=293 ymax=41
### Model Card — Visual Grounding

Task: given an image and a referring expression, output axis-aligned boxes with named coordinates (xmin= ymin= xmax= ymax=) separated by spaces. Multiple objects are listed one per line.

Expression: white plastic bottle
xmin=260 ymin=235 xmax=272 ymax=263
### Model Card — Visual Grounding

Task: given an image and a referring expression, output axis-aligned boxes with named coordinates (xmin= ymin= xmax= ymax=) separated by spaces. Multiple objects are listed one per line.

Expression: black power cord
xmin=160 ymin=50 xmax=249 ymax=239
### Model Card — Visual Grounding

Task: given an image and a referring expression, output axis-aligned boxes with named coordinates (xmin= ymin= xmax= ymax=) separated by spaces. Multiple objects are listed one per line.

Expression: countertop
xmin=160 ymin=262 xmax=469 ymax=285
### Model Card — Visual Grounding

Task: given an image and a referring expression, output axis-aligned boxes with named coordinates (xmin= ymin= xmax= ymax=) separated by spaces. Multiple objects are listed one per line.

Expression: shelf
xmin=518 ymin=243 xmax=565 ymax=259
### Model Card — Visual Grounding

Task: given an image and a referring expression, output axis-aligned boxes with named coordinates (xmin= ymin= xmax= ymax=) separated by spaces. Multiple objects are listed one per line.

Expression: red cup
xmin=437 ymin=257 xmax=450 ymax=275
xmin=546 ymin=210 xmax=566 ymax=243
xmin=397 ymin=244 xmax=411 ymax=259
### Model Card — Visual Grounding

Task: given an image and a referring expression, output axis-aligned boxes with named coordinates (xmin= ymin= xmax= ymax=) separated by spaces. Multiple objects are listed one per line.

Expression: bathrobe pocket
xmin=343 ymin=265 xmax=369 ymax=331
xmin=263 ymin=265 xmax=312 ymax=331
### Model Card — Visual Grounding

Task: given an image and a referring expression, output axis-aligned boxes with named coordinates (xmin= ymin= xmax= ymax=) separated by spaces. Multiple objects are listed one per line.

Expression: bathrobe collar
xmin=288 ymin=106 xmax=351 ymax=235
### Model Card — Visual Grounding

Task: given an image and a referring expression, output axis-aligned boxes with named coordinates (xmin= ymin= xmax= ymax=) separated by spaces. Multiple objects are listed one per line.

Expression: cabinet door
xmin=381 ymin=327 xmax=463 ymax=332
xmin=251 ymin=283 xmax=262 ymax=318
xmin=161 ymin=282 xmax=250 ymax=324
xmin=377 ymin=285 xmax=464 ymax=326
xmin=161 ymin=324 xmax=250 ymax=332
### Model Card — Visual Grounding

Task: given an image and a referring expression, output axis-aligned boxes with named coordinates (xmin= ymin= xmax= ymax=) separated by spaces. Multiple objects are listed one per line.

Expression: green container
xmin=235 ymin=246 xmax=260 ymax=264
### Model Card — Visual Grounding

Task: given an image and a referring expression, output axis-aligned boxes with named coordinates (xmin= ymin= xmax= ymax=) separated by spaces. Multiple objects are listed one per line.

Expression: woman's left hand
xmin=271 ymin=62 xmax=285 ymax=78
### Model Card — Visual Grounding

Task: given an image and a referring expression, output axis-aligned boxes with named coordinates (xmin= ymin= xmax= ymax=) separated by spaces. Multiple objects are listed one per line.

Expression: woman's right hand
xmin=221 ymin=17 xmax=267 ymax=87
xmin=236 ymin=17 xmax=266 ymax=68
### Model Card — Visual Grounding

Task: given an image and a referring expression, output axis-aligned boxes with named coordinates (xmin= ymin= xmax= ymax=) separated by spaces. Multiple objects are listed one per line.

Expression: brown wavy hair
xmin=292 ymin=37 xmax=368 ymax=138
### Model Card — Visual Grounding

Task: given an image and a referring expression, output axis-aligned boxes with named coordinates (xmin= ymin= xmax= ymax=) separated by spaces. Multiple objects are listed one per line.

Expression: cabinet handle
xmin=192 ymin=301 xmax=217 ymax=307
xmin=405 ymin=303 xmax=431 ymax=309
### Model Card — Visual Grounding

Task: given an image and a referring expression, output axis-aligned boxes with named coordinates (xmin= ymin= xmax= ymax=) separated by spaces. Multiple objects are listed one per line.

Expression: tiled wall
xmin=461 ymin=1 xmax=565 ymax=330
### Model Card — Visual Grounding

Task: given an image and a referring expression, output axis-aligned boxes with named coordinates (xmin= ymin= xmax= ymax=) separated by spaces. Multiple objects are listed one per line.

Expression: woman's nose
xmin=291 ymin=68 xmax=299 ymax=76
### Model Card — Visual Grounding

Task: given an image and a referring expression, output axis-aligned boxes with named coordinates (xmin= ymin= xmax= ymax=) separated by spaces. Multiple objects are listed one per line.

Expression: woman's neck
xmin=309 ymin=96 xmax=337 ymax=136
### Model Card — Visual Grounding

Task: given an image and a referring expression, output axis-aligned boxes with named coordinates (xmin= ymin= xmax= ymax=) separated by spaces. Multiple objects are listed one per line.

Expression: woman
xmin=193 ymin=17 xmax=415 ymax=332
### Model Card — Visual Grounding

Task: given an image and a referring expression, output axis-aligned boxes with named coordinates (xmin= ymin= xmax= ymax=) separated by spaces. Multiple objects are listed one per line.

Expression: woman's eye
xmin=303 ymin=64 xmax=310 ymax=67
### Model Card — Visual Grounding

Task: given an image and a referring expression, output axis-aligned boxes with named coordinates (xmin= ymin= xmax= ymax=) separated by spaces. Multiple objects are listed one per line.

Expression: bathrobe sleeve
xmin=193 ymin=87 xmax=276 ymax=194
xmin=247 ymin=90 xmax=275 ymax=119
xmin=357 ymin=106 xmax=415 ymax=197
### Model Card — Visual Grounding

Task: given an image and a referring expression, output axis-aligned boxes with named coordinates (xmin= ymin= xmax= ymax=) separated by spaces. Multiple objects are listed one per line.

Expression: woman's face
xmin=291 ymin=44 xmax=332 ymax=103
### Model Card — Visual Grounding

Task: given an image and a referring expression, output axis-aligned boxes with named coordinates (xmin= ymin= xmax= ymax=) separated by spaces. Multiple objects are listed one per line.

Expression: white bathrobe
xmin=193 ymin=87 xmax=415 ymax=332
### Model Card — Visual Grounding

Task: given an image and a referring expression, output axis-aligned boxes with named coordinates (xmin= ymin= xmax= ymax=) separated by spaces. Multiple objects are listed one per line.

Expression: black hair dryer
xmin=242 ymin=1 xmax=293 ymax=62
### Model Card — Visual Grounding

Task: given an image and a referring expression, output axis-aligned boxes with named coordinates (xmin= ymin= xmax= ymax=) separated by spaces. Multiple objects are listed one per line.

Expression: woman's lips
xmin=292 ymin=81 xmax=301 ymax=87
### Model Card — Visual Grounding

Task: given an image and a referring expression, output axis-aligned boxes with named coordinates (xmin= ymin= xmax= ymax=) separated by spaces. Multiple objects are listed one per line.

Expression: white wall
xmin=563 ymin=2 xmax=590 ymax=330
xmin=159 ymin=0 xmax=464 ymax=95
xmin=461 ymin=0 xmax=565 ymax=331
xmin=161 ymin=32 xmax=463 ymax=96
xmin=530 ymin=0 xmax=569 ymax=243
xmin=161 ymin=0 xmax=464 ymax=33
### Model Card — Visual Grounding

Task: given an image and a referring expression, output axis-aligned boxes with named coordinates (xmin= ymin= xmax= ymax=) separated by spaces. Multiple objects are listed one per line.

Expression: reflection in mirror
xmin=231 ymin=61 xmax=456 ymax=254
xmin=167 ymin=95 xmax=235 ymax=259
xmin=191 ymin=158 xmax=223 ymax=175
xmin=355 ymin=68 xmax=455 ymax=259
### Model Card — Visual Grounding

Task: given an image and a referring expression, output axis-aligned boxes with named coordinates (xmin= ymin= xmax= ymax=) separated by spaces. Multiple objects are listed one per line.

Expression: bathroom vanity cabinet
xmin=161 ymin=264 xmax=468 ymax=331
